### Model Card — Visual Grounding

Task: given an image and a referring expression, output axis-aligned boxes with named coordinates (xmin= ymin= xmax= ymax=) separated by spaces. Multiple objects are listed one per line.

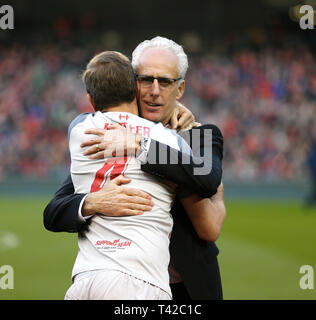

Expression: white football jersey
xmin=68 ymin=111 xmax=184 ymax=296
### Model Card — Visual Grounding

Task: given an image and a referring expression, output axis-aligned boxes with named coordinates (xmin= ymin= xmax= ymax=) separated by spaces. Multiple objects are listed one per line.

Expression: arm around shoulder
xmin=141 ymin=124 xmax=224 ymax=198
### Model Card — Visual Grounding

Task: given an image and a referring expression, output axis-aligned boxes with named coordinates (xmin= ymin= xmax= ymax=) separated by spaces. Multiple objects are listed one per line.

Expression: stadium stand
xmin=0 ymin=36 xmax=315 ymax=183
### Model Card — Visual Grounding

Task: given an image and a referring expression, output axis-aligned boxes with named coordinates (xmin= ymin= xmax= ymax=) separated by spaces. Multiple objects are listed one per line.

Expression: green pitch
xmin=0 ymin=197 xmax=316 ymax=300
xmin=217 ymin=201 xmax=316 ymax=300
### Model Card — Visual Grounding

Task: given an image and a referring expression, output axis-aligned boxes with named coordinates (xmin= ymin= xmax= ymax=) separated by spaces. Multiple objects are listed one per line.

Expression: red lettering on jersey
xmin=119 ymin=114 xmax=129 ymax=121
xmin=104 ymin=123 xmax=109 ymax=130
xmin=143 ymin=127 xmax=151 ymax=138
xmin=129 ymin=124 xmax=135 ymax=132
xmin=120 ymin=122 xmax=127 ymax=128
xmin=136 ymin=126 xmax=142 ymax=135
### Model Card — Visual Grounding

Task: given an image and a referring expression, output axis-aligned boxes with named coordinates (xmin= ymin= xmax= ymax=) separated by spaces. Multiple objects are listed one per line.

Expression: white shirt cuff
xmin=78 ymin=194 xmax=93 ymax=222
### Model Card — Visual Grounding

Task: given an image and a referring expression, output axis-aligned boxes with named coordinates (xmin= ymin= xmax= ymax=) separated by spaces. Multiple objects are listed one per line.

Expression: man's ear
xmin=176 ymin=80 xmax=185 ymax=100
xmin=87 ymin=93 xmax=97 ymax=111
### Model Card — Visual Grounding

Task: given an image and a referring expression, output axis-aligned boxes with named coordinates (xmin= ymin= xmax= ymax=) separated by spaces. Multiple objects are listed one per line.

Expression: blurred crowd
xmin=184 ymin=46 xmax=316 ymax=181
xmin=0 ymin=41 xmax=315 ymax=182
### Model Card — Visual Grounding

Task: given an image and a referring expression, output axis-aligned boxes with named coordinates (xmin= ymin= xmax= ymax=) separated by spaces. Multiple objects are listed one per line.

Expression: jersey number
xmin=90 ymin=156 xmax=128 ymax=192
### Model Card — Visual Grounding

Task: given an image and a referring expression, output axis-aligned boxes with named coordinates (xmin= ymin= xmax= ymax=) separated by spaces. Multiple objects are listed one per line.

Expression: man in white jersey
xmin=66 ymin=51 xmax=195 ymax=300
xmin=44 ymin=37 xmax=226 ymax=300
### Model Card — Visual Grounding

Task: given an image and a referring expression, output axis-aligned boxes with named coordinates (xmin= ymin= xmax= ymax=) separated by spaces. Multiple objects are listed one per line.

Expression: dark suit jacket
xmin=43 ymin=124 xmax=224 ymax=299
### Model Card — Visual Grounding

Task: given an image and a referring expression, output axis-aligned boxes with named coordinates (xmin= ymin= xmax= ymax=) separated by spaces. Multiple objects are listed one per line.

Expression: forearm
xmin=142 ymin=148 xmax=222 ymax=197
xmin=180 ymin=185 xmax=226 ymax=242
xmin=141 ymin=125 xmax=223 ymax=198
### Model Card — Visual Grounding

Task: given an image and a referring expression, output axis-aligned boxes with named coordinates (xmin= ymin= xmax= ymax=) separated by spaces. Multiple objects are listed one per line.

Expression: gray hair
xmin=131 ymin=36 xmax=189 ymax=79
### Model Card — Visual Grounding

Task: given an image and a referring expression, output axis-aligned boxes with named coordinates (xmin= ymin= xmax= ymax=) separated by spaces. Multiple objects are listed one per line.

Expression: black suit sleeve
xmin=141 ymin=124 xmax=223 ymax=198
xmin=43 ymin=175 xmax=86 ymax=233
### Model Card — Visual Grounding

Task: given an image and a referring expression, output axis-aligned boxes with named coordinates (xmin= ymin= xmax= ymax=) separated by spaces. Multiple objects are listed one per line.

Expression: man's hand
xmin=167 ymin=101 xmax=197 ymax=131
xmin=82 ymin=175 xmax=154 ymax=217
xmin=81 ymin=124 xmax=142 ymax=160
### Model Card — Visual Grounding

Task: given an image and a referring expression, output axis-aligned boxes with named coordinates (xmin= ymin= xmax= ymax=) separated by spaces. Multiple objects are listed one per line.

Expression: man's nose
xmin=150 ymin=79 xmax=160 ymax=96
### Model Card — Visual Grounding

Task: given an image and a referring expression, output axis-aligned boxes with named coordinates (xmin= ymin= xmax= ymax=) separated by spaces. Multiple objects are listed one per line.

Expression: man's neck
xmin=101 ymin=99 xmax=139 ymax=116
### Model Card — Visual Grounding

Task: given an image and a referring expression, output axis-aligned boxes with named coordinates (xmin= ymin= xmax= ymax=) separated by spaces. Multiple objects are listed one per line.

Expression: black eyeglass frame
xmin=135 ymin=74 xmax=182 ymax=87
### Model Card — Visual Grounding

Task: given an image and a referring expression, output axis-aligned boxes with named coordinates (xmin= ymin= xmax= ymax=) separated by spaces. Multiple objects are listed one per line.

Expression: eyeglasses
xmin=135 ymin=74 xmax=182 ymax=88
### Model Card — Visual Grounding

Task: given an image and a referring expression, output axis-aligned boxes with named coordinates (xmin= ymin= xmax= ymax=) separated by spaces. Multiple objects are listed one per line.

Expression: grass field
xmin=0 ymin=196 xmax=316 ymax=300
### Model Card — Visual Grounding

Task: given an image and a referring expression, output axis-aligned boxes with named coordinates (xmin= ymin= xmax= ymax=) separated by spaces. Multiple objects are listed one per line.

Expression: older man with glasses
xmin=44 ymin=37 xmax=225 ymax=300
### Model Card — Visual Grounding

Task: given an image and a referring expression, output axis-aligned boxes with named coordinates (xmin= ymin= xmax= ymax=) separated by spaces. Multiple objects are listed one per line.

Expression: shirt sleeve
xmin=78 ymin=194 xmax=93 ymax=222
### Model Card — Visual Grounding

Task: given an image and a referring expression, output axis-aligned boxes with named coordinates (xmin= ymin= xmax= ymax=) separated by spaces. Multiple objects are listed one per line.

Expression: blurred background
xmin=0 ymin=0 xmax=316 ymax=300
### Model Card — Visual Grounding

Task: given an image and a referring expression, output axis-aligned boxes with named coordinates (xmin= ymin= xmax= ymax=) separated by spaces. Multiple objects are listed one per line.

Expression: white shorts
xmin=64 ymin=269 xmax=172 ymax=300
